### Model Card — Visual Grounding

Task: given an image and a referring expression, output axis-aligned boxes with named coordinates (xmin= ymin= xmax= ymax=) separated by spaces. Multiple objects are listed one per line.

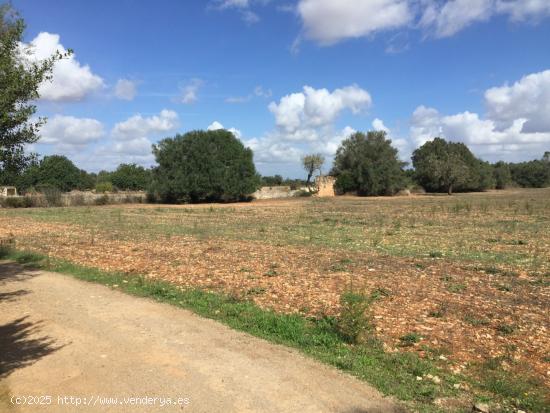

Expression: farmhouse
xmin=0 ymin=186 xmax=17 ymax=197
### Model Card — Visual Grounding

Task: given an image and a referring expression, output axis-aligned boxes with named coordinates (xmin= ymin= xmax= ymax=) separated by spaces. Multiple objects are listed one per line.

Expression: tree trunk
xmin=447 ymin=184 xmax=453 ymax=195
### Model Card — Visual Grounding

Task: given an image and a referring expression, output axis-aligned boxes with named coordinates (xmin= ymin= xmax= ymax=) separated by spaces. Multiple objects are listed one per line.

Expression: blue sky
xmin=13 ymin=0 xmax=550 ymax=177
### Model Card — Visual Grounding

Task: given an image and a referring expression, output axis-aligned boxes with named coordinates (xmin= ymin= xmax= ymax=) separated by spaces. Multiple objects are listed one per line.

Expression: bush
xmin=43 ymin=187 xmax=62 ymax=207
xmin=151 ymin=129 xmax=261 ymax=203
xmin=337 ymin=290 xmax=374 ymax=344
xmin=0 ymin=196 xmax=32 ymax=208
xmin=293 ymin=189 xmax=313 ymax=197
xmin=95 ymin=181 xmax=113 ymax=193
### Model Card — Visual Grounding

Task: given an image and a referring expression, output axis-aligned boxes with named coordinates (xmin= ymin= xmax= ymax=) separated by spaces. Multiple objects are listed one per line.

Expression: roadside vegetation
xmin=1 ymin=246 xmax=548 ymax=413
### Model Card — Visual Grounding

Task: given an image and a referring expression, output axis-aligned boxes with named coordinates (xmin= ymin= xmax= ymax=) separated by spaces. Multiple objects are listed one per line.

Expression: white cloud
xmin=24 ymin=32 xmax=104 ymax=101
xmin=297 ymin=0 xmax=413 ymax=45
xmin=112 ymin=109 xmax=179 ymax=141
xmin=268 ymin=85 xmax=371 ymax=137
xmin=177 ymin=79 xmax=203 ymax=104
xmin=39 ymin=115 xmax=104 ymax=150
xmin=212 ymin=0 xmax=259 ymax=23
xmin=244 ymin=136 xmax=303 ymax=163
xmin=94 ymin=109 xmax=179 ymax=170
xmin=207 ymin=121 xmax=242 ymax=140
xmin=372 ymin=118 xmax=390 ymax=133
xmin=409 ymin=102 xmax=550 ymax=162
xmin=115 ymin=79 xmax=137 ymax=101
xmin=225 ymin=85 xmax=272 ymax=104
xmin=296 ymin=0 xmax=550 ymax=44
xmin=254 ymin=86 xmax=272 ymax=98
xmin=496 ymin=0 xmax=550 ymax=21
xmin=484 ymin=69 xmax=550 ymax=133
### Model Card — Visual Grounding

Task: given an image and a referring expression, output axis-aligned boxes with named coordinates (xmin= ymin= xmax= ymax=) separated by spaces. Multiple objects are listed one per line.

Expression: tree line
xmin=328 ymin=132 xmax=549 ymax=196
xmin=1 ymin=5 xmax=548 ymax=204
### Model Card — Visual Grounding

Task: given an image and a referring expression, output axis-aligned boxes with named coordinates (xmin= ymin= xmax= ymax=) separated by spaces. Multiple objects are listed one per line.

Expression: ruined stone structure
xmin=315 ymin=176 xmax=336 ymax=197
xmin=0 ymin=187 xmax=17 ymax=197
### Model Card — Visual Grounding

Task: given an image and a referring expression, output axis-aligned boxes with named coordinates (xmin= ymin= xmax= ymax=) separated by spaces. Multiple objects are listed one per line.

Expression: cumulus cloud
xmin=242 ymin=85 xmax=371 ymax=165
xmin=298 ymin=0 xmax=412 ymax=45
xmin=268 ymin=85 xmax=371 ymax=138
xmin=409 ymin=103 xmax=550 ymax=162
xmin=39 ymin=115 xmax=104 ymax=151
xmin=207 ymin=121 xmax=242 ymax=140
xmin=177 ymin=79 xmax=203 ymax=104
xmin=295 ymin=0 xmax=550 ymax=44
xmin=90 ymin=109 xmax=180 ymax=170
xmin=484 ymin=69 xmax=550 ymax=133
xmin=115 ymin=79 xmax=137 ymax=101
xmin=23 ymin=32 xmax=104 ymax=101
xmin=112 ymin=109 xmax=179 ymax=141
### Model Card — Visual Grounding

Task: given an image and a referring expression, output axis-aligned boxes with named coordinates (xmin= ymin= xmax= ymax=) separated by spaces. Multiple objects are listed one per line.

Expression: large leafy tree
xmin=0 ymin=5 xmax=67 ymax=185
xmin=151 ymin=129 xmax=261 ymax=203
xmin=412 ymin=137 xmax=493 ymax=194
xmin=26 ymin=155 xmax=83 ymax=192
xmin=331 ymin=131 xmax=406 ymax=196
xmin=111 ymin=163 xmax=151 ymax=191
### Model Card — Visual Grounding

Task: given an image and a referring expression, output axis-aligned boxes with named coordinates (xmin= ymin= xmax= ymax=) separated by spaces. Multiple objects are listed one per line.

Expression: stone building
xmin=0 ymin=186 xmax=17 ymax=197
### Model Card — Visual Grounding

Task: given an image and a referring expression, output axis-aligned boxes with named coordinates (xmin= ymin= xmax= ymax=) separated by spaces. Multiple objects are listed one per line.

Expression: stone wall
xmin=252 ymin=186 xmax=302 ymax=200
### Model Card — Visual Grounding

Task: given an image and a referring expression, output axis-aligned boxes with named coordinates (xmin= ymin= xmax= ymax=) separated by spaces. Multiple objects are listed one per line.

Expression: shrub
xmin=293 ymin=189 xmax=313 ymax=197
xmin=43 ymin=187 xmax=62 ymax=207
xmin=95 ymin=181 xmax=113 ymax=193
xmin=337 ymin=290 xmax=374 ymax=344
xmin=0 ymin=196 xmax=31 ymax=208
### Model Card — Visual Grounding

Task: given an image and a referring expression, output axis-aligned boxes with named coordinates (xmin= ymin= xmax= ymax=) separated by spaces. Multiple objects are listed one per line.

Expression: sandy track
xmin=0 ymin=262 xmax=401 ymax=413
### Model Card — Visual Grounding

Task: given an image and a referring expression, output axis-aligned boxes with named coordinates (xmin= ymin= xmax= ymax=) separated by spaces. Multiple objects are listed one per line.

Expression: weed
xmin=447 ymin=283 xmax=466 ymax=293
xmin=399 ymin=332 xmax=421 ymax=347
xmin=496 ymin=324 xmax=515 ymax=336
xmin=264 ymin=263 xmax=279 ymax=277
xmin=428 ymin=304 xmax=447 ymax=318
xmin=464 ymin=314 xmax=490 ymax=326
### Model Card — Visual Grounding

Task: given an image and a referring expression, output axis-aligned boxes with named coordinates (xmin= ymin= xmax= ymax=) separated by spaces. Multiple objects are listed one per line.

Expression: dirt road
xmin=0 ymin=262 xmax=402 ymax=413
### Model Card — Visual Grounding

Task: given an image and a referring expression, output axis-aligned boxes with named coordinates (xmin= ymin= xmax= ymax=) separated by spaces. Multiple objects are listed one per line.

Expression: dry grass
xmin=1 ymin=188 xmax=549 ymax=395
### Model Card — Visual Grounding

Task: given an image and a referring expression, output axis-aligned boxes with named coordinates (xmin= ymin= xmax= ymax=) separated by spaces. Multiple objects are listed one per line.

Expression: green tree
xmin=510 ymin=159 xmax=550 ymax=188
xmin=111 ymin=163 xmax=151 ymax=191
xmin=493 ymin=161 xmax=512 ymax=189
xmin=0 ymin=5 xmax=68 ymax=185
xmin=331 ymin=131 xmax=406 ymax=196
xmin=151 ymin=129 xmax=260 ymax=203
xmin=412 ymin=137 xmax=492 ymax=194
xmin=33 ymin=155 xmax=82 ymax=192
xmin=261 ymin=175 xmax=283 ymax=186
xmin=302 ymin=153 xmax=325 ymax=188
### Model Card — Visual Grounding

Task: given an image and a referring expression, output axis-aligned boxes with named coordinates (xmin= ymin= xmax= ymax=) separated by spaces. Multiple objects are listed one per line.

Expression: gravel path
xmin=0 ymin=262 xmax=402 ymax=413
